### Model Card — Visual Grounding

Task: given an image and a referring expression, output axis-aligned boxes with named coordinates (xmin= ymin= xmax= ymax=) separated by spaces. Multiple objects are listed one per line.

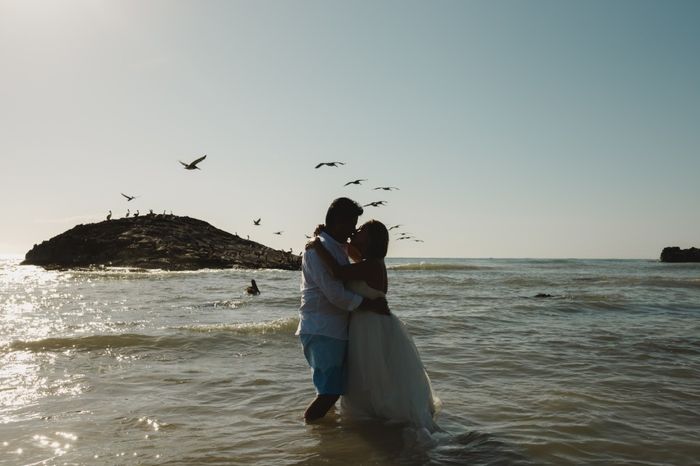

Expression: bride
xmin=308 ymin=220 xmax=440 ymax=432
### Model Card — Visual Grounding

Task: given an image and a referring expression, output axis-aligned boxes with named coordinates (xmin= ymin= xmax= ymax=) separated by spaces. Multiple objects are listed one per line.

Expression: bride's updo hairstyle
xmin=363 ymin=220 xmax=389 ymax=259
xmin=314 ymin=197 xmax=364 ymax=236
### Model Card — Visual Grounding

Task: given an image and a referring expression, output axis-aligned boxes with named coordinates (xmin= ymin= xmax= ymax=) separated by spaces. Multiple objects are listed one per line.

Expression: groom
xmin=296 ymin=197 xmax=389 ymax=422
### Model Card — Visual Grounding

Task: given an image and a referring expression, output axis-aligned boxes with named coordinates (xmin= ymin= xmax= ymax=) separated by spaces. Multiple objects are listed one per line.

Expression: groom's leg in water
xmin=304 ymin=394 xmax=340 ymax=422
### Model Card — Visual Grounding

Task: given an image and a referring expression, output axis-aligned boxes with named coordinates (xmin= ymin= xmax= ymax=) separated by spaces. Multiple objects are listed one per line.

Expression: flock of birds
xmin=312 ymin=161 xmax=424 ymax=244
xmin=104 ymin=155 xmax=424 ymax=248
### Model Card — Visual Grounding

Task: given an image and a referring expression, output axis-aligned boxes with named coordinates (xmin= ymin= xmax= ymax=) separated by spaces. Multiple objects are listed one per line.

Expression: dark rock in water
xmin=21 ymin=215 xmax=301 ymax=271
xmin=660 ymin=247 xmax=700 ymax=263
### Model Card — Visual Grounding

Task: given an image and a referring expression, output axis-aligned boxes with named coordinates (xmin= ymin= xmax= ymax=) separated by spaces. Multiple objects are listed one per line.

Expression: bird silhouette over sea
xmin=315 ymin=162 xmax=345 ymax=169
xmin=388 ymin=224 xmax=402 ymax=230
xmin=180 ymin=155 xmax=207 ymax=170
xmin=121 ymin=193 xmax=138 ymax=201
xmin=253 ymin=218 xmax=261 ymax=226
xmin=363 ymin=201 xmax=387 ymax=207
xmin=344 ymin=179 xmax=366 ymax=186
xmin=373 ymin=186 xmax=399 ymax=191
xmin=273 ymin=231 xmax=283 ymax=235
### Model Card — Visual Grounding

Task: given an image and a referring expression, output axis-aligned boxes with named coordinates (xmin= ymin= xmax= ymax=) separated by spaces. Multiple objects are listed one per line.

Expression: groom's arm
xmin=304 ymin=250 xmax=363 ymax=311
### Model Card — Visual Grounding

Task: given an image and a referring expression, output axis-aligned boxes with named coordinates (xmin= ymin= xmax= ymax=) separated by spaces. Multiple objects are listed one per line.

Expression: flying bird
xmin=121 ymin=193 xmax=138 ymax=201
xmin=388 ymin=225 xmax=402 ymax=230
xmin=373 ymin=186 xmax=399 ymax=191
xmin=344 ymin=179 xmax=366 ymax=186
xmin=179 ymin=154 xmax=207 ymax=170
xmin=363 ymin=201 xmax=387 ymax=207
xmin=413 ymin=239 xmax=425 ymax=243
xmin=315 ymin=162 xmax=345 ymax=169
xmin=253 ymin=218 xmax=261 ymax=226
xmin=273 ymin=231 xmax=283 ymax=235
xmin=397 ymin=236 xmax=414 ymax=241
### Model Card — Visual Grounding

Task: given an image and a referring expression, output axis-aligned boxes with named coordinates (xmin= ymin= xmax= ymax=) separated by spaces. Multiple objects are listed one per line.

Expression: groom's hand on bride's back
xmin=360 ymin=297 xmax=391 ymax=315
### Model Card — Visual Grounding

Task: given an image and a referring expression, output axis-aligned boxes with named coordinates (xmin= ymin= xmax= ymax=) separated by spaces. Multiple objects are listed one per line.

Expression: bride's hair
xmin=363 ymin=220 xmax=389 ymax=259
xmin=313 ymin=224 xmax=326 ymax=236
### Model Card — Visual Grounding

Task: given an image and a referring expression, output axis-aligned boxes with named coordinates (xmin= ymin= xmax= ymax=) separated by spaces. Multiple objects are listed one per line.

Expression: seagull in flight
xmin=180 ymin=155 xmax=207 ymax=170
xmin=388 ymin=224 xmax=402 ymax=231
xmin=121 ymin=193 xmax=138 ymax=201
xmin=315 ymin=162 xmax=345 ymax=169
xmin=273 ymin=231 xmax=283 ymax=235
xmin=253 ymin=218 xmax=261 ymax=226
xmin=363 ymin=201 xmax=387 ymax=207
xmin=344 ymin=179 xmax=366 ymax=186
xmin=413 ymin=239 xmax=425 ymax=243
xmin=373 ymin=186 xmax=399 ymax=191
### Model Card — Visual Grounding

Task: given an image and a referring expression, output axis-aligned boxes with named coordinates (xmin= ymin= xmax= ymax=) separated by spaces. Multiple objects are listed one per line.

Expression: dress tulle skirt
xmin=341 ymin=311 xmax=441 ymax=431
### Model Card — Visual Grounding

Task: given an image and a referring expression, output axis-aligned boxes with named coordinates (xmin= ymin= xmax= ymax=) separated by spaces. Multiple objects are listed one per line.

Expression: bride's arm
xmin=307 ymin=239 xmax=375 ymax=281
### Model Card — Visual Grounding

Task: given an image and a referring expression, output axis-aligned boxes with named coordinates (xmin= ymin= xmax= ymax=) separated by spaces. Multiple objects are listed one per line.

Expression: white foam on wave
xmin=179 ymin=317 xmax=299 ymax=335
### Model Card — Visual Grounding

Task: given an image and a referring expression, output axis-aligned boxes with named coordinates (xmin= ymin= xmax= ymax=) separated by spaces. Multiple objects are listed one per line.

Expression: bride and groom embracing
xmin=296 ymin=197 xmax=440 ymax=432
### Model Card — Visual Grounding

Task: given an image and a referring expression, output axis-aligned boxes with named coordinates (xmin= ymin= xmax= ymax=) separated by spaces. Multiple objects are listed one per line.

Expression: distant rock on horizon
xmin=21 ymin=214 xmax=301 ymax=271
xmin=660 ymin=246 xmax=700 ymax=263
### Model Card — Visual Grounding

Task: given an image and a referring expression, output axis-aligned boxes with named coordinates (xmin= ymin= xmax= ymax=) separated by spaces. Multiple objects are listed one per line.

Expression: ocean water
xmin=1 ymin=257 xmax=699 ymax=466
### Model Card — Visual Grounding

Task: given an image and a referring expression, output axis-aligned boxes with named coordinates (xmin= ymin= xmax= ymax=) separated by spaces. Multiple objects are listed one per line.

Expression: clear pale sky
xmin=1 ymin=0 xmax=698 ymax=259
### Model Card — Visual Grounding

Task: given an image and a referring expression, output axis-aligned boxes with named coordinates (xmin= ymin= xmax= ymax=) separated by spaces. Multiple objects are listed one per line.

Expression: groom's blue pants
xmin=300 ymin=334 xmax=348 ymax=396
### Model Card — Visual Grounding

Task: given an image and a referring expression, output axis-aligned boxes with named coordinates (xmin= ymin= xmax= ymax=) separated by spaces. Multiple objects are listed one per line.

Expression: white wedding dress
xmin=341 ymin=280 xmax=441 ymax=432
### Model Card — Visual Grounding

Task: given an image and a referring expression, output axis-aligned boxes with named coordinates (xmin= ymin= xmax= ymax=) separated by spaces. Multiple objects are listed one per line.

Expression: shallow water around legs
xmin=1 ymin=258 xmax=699 ymax=465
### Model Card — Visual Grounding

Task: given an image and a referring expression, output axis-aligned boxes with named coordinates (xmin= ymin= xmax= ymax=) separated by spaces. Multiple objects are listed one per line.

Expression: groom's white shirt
xmin=296 ymin=231 xmax=364 ymax=340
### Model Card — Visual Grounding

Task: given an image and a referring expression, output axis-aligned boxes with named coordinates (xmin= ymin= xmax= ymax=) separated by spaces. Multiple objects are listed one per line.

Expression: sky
xmin=1 ymin=0 xmax=698 ymax=259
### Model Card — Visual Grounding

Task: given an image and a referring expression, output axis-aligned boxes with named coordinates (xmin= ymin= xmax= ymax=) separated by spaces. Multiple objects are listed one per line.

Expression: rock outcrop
xmin=660 ymin=247 xmax=700 ymax=263
xmin=22 ymin=215 xmax=301 ymax=271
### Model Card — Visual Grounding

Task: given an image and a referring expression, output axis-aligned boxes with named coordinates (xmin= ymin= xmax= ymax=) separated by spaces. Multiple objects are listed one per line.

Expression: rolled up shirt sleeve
xmin=304 ymin=250 xmax=363 ymax=311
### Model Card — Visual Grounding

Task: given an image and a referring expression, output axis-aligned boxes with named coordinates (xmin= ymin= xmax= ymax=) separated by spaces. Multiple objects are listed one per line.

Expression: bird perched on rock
xmin=363 ymin=201 xmax=387 ymax=207
xmin=125 ymin=209 xmax=130 ymax=218
xmin=180 ymin=155 xmax=207 ymax=170
xmin=315 ymin=162 xmax=345 ymax=169
xmin=246 ymin=279 xmax=260 ymax=295
xmin=344 ymin=179 xmax=366 ymax=186
xmin=253 ymin=218 xmax=261 ymax=226
xmin=106 ymin=210 xmax=112 ymax=221
xmin=121 ymin=193 xmax=138 ymax=201
xmin=373 ymin=186 xmax=399 ymax=191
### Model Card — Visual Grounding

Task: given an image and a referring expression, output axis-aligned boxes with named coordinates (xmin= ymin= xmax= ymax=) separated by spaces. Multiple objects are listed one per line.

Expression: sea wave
xmin=6 ymin=333 xmax=193 ymax=352
xmin=178 ymin=317 xmax=299 ymax=335
xmin=388 ymin=263 xmax=489 ymax=271
xmin=5 ymin=318 xmax=300 ymax=353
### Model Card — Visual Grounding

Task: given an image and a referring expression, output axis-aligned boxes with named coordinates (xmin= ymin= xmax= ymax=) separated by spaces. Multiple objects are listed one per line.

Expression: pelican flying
xmin=344 ymin=179 xmax=366 ymax=186
xmin=315 ymin=162 xmax=345 ymax=169
xmin=180 ymin=155 xmax=207 ymax=170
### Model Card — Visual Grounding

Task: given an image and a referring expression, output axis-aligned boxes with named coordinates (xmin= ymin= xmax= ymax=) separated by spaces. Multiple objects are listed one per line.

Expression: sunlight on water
xmin=1 ymin=258 xmax=699 ymax=465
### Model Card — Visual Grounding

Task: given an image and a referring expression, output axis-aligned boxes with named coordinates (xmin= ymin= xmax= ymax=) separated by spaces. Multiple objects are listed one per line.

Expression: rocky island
xmin=22 ymin=214 xmax=301 ymax=271
xmin=660 ymin=247 xmax=700 ymax=263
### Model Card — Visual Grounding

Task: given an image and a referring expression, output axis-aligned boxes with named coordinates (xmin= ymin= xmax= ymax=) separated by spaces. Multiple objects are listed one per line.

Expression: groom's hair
xmin=325 ymin=197 xmax=364 ymax=227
